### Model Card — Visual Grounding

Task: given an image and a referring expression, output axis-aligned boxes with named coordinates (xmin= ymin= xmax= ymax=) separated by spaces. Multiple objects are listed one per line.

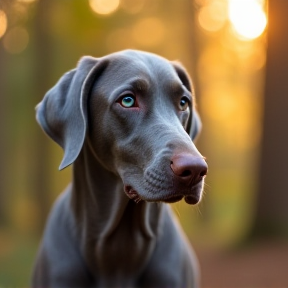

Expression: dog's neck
xmin=71 ymin=143 xmax=163 ymax=281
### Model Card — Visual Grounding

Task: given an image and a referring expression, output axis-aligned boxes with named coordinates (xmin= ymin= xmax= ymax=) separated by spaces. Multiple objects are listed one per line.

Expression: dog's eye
xmin=179 ymin=97 xmax=189 ymax=111
xmin=120 ymin=95 xmax=136 ymax=108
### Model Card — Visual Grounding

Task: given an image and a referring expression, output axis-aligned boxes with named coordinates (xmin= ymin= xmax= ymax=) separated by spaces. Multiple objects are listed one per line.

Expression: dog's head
xmin=36 ymin=50 xmax=207 ymax=205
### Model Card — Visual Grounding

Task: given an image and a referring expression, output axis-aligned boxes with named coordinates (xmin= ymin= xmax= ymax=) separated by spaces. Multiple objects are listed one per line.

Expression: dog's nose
xmin=170 ymin=154 xmax=207 ymax=184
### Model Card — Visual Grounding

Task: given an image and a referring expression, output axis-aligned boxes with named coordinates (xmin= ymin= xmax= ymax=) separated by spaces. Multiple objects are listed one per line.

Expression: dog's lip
xmin=162 ymin=195 xmax=183 ymax=203
xmin=124 ymin=185 xmax=200 ymax=205
xmin=124 ymin=185 xmax=136 ymax=196
xmin=124 ymin=185 xmax=142 ymax=203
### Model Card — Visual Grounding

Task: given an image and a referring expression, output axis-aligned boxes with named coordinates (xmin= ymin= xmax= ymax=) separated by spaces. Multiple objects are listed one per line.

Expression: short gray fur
xmin=32 ymin=50 xmax=207 ymax=288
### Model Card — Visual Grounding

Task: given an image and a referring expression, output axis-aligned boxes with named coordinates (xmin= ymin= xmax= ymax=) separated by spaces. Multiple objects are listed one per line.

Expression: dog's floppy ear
xmin=36 ymin=56 xmax=108 ymax=170
xmin=172 ymin=61 xmax=202 ymax=141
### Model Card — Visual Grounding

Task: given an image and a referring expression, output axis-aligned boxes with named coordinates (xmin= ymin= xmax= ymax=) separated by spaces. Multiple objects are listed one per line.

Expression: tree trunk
xmin=251 ymin=0 xmax=288 ymax=239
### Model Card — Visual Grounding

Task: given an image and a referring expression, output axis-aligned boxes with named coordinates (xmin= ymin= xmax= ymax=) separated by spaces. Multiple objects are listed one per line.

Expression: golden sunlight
xmin=0 ymin=10 xmax=7 ymax=39
xmin=120 ymin=0 xmax=145 ymax=14
xmin=89 ymin=0 xmax=120 ymax=15
xmin=3 ymin=27 xmax=29 ymax=54
xmin=198 ymin=0 xmax=227 ymax=32
xmin=132 ymin=18 xmax=165 ymax=47
xmin=228 ymin=0 xmax=267 ymax=40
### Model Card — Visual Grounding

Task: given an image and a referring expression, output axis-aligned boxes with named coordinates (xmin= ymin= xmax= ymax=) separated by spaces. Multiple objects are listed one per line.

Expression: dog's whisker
xmin=196 ymin=205 xmax=202 ymax=217
xmin=136 ymin=197 xmax=142 ymax=204
xmin=173 ymin=204 xmax=181 ymax=218
xmin=204 ymin=182 xmax=211 ymax=189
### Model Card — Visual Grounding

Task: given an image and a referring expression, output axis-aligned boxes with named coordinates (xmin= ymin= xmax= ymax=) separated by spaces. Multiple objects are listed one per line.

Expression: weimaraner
xmin=32 ymin=50 xmax=208 ymax=288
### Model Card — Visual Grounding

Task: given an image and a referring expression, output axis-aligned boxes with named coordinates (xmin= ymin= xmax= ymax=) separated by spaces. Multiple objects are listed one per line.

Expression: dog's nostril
xmin=170 ymin=154 xmax=208 ymax=183
xmin=180 ymin=170 xmax=192 ymax=177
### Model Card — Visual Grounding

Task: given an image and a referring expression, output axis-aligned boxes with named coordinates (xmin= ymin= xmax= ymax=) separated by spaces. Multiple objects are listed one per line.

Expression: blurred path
xmin=197 ymin=241 xmax=288 ymax=288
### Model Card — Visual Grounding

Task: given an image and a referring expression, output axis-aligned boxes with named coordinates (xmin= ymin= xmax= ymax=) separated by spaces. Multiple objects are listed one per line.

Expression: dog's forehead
xmin=104 ymin=50 xmax=181 ymax=84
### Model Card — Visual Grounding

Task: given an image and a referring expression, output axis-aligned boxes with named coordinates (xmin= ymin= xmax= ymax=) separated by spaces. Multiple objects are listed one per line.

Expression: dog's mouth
xmin=124 ymin=185 xmax=200 ymax=205
xmin=125 ymin=186 xmax=142 ymax=203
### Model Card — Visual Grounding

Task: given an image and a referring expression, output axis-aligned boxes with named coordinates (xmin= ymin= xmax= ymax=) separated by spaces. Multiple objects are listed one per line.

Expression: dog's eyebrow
xmin=168 ymin=82 xmax=188 ymax=95
xmin=128 ymin=78 xmax=149 ymax=91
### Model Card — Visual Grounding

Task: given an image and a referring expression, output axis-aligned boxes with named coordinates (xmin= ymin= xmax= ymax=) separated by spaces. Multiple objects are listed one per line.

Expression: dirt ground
xmin=196 ymin=240 xmax=288 ymax=288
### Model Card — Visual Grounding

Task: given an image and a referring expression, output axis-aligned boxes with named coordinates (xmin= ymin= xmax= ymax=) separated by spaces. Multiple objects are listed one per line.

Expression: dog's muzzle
xmin=124 ymin=153 xmax=207 ymax=205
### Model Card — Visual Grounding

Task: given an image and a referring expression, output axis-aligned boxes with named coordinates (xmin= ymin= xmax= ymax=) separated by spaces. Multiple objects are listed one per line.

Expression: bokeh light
xmin=106 ymin=28 xmax=134 ymax=52
xmin=1 ymin=1 xmax=287 ymax=288
xmin=198 ymin=0 xmax=227 ymax=32
xmin=120 ymin=0 xmax=145 ymax=14
xmin=3 ymin=27 xmax=29 ymax=54
xmin=0 ymin=10 xmax=8 ymax=39
xmin=132 ymin=17 xmax=165 ymax=47
xmin=228 ymin=0 xmax=267 ymax=40
xmin=89 ymin=0 xmax=120 ymax=15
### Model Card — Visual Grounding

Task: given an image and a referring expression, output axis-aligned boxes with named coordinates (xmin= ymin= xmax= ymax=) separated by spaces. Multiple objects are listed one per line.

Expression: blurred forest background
xmin=0 ymin=0 xmax=288 ymax=287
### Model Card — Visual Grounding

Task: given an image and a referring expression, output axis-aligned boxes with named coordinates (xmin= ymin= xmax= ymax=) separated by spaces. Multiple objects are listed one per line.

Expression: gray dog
xmin=32 ymin=50 xmax=208 ymax=288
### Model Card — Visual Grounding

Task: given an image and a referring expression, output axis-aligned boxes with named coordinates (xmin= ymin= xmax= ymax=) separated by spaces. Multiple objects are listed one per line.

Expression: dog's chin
xmin=163 ymin=194 xmax=201 ymax=205
xmin=124 ymin=185 xmax=201 ymax=205
xmin=163 ymin=195 xmax=183 ymax=203
xmin=184 ymin=195 xmax=201 ymax=205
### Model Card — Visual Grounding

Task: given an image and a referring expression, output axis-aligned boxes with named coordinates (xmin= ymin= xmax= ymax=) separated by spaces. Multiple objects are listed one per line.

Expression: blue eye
xmin=179 ymin=97 xmax=189 ymax=111
xmin=120 ymin=95 xmax=136 ymax=108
